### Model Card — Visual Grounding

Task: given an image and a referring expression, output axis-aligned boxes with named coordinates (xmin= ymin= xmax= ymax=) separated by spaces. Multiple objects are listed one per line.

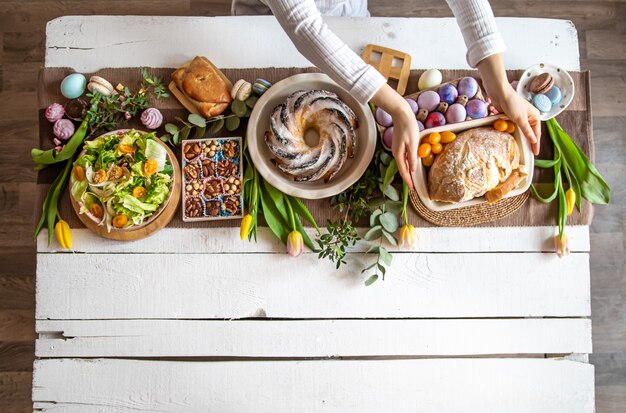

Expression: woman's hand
xmin=371 ymin=83 xmax=419 ymax=189
xmin=477 ymin=53 xmax=541 ymax=155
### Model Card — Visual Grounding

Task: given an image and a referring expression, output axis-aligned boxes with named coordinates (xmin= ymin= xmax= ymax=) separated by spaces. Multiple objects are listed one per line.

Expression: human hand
xmin=390 ymin=108 xmax=420 ymax=189
xmin=489 ymin=87 xmax=542 ymax=155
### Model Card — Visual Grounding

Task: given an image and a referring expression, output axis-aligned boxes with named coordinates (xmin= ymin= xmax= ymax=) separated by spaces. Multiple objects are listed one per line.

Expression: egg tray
xmin=181 ymin=137 xmax=244 ymax=222
xmin=378 ymin=77 xmax=492 ymax=151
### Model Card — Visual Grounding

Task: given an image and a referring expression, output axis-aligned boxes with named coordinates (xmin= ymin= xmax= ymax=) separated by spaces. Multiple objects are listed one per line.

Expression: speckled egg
xmin=418 ymin=69 xmax=442 ymax=90
xmin=375 ymin=107 xmax=393 ymax=127
xmin=446 ymin=103 xmax=466 ymax=124
xmin=544 ymin=86 xmax=562 ymax=106
xmin=60 ymin=73 xmax=87 ymax=99
xmin=383 ymin=126 xmax=394 ymax=148
xmin=532 ymin=94 xmax=552 ymax=113
xmin=417 ymin=90 xmax=440 ymax=112
xmin=466 ymin=99 xmax=487 ymax=119
xmin=438 ymin=83 xmax=458 ymax=105
xmin=425 ymin=112 xmax=446 ymax=129
xmin=416 ymin=120 xmax=425 ymax=132
xmin=405 ymin=98 xmax=418 ymax=114
xmin=458 ymin=77 xmax=479 ymax=99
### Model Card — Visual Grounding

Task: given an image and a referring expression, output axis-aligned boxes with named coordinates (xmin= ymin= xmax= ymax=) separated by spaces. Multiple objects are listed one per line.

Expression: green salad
xmin=71 ymin=130 xmax=173 ymax=231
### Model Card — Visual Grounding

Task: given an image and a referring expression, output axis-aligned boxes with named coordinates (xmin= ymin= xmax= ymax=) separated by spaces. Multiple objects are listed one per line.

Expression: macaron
xmin=532 ymin=94 xmax=552 ymax=113
xmin=544 ymin=85 xmax=562 ymax=106
xmin=87 ymin=76 xmax=115 ymax=97
xmin=529 ymin=73 xmax=554 ymax=95
xmin=231 ymin=79 xmax=252 ymax=101
xmin=253 ymin=79 xmax=272 ymax=95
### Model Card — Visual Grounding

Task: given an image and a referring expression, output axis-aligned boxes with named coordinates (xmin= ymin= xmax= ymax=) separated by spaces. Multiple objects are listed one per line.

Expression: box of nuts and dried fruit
xmin=181 ymin=137 xmax=243 ymax=221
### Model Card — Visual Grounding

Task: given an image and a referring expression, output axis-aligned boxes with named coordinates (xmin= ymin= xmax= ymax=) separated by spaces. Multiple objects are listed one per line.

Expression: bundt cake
xmin=264 ymin=90 xmax=358 ymax=182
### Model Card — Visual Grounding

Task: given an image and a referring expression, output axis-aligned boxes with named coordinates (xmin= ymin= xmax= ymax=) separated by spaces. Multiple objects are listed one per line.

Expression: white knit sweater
xmin=260 ymin=0 xmax=506 ymax=103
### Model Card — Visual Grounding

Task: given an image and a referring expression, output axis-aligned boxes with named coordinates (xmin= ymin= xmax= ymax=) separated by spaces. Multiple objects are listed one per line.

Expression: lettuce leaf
xmin=145 ymin=139 xmax=167 ymax=171
xmin=122 ymin=195 xmax=159 ymax=214
xmin=71 ymin=179 xmax=88 ymax=202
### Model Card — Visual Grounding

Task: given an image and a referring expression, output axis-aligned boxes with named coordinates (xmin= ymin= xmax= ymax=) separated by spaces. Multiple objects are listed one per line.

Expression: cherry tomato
xmin=418 ymin=143 xmax=432 ymax=158
xmin=119 ymin=144 xmax=135 ymax=154
xmin=73 ymin=165 xmax=85 ymax=181
xmin=112 ymin=214 xmax=129 ymax=229
xmin=493 ymin=119 xmax=508 ymax=132
xmin=132 ymin=186 xmax=147 ymax=199
xmin=427 ymin=132 xmax=441 ymax=145
xmin=422 ymin=153 xmax=435 ymax=167
xmin=506 ymin=122 xmax=516 ymax=133
xmin=431 ymin=142 xmax=443 ymax=154
xmin=144 ymin=159 xmax=158 ymax=177
xmin=440 ymin=131 xmax=457 ymax=144
xmin=88 ymin=203 xmax=104 ymax=219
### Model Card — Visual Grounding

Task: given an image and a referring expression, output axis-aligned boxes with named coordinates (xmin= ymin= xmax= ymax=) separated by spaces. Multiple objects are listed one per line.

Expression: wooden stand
xmin=362 ymin=44 xmax=412 ymax=95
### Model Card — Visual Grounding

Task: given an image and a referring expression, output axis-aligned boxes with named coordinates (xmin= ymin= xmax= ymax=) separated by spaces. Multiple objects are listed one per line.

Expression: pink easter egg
xmin=446 ymin=103 xmax=466 ymax=124
xmin=425 ymin=112 xmax=446 ymax=129
xmin=375 ymin=107 xmax=393 ymax=127
xmin=417 ymin=90 xmax=440 ymax=112
xmin=383 ymin=126 xmax=394 ymax=148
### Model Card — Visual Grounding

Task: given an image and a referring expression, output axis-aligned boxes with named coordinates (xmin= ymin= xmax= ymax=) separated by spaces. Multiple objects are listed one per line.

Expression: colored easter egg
xmin=60 ymin=73 xmax=87 ymax=99
xmin=418 ymin=69 xmax=443 ymax=90
xmin=458 ymin=77 xmax=479 ymax=99
xmin=466 ymin=99 xmax=487 ymax=119
xmin=438 ymin=83 xmax=458 ymax=105
xmin=416 ymin=120 xmax=424 ymax=132
xmin=375 ymin=107 xmax=393 ymax=127
xmin=383 ymin=126 xmax=394 ymax=147
xmin=532 ymin=94 xmax=552 ymax=113
xmin=544 ymin=86 xmax=562 ymax=106
xmin=425 ymin=112 xmax=446 ymax=129
xmin=405 ymin=98 xmax=418 ymax=114
xmin=445 ymin=103 xmax=466 ymax=124
xmin=417 ymin=90 xmax=440 ymax=112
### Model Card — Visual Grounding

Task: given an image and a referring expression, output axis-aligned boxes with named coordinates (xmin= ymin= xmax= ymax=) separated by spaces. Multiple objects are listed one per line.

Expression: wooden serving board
xmin=69 ymin=139 xmax=181 ymax=241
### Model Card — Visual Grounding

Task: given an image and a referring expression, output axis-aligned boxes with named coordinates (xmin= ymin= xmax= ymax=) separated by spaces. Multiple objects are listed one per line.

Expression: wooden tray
xmin=70 ymin=138 xmax=181 ymax=241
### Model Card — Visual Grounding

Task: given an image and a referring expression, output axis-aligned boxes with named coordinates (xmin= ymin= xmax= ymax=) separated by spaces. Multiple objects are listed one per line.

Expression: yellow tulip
xmin=54 ymin=219 xmax=72 ymax=249
xmin=287 ymin=230 xmax=303 ymax=257
xmin=399 ymin=224 xmax=418 ymax=250
xmin=554 ymin=233 xmax=570 ymax=258
xmin=566 ymin=188 xmax=576 ymax=216
xmin=240 ymin=214 xmax=253 ymax=240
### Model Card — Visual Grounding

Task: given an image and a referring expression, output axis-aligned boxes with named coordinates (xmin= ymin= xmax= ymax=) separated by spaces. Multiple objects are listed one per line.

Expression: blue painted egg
xmin=60 ymin=73 xmax=87 ymax=99
xmin=466 ymin=99 xmax=487 ymax=119
xmin=438 ymin=83 xmax=458 ymax=105
xmin=417 ymin=90 xmax=440 ymax=112
xmin=458 ymin=77 xmax=479 ymax=99
xmin=446 ymin=103 xmax=466 ymax=124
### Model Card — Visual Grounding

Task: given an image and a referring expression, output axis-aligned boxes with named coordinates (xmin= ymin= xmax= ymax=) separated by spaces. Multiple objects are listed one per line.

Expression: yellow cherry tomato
xmin=427 ymin=132 xmax=441 ymax=145
xmin=506 ymin=122 xmax=516 ymax=134
xmin=494 ymin=119 xmax=508 ymax=132
xmin=73 ymin=165 xmax=85 ymax=181
xmin=418 ymin=143 xmax=432 ymax=158
xmin=144 ymin=159 xmax=158 ymax=177
xmin=119 ymin=144 xmax=135 ymax=154
xmin=431 ymin=142 xmax=443 ymax=154
xmin=440 ymin=131 xmax=457 ymax=144
xmin=112 ymin=214 xmax=129 ymax=229
xmin=422 ymin=153 xmax=435 ymax=167
xmin=89 ymin=203 xmax=104 ymax=219
xmin=132 ymin=186 xmax=147 ymax=199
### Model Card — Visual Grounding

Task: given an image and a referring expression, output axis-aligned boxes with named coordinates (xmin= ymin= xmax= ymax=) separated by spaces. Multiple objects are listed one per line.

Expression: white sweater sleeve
xmin=264 ymin=0 xmax=387 ymax=104
xmin=446 ymin=0 xmax=506 ymax=67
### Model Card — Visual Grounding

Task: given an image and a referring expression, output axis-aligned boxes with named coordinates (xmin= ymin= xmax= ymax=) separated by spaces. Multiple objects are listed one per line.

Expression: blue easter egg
xmin=438 ymin=83 xmax=458 ymax=105
xmin=466 ymin=99 xmax=487 ymax=119
xmin=60 ymin=73 xmax=87 ymax=99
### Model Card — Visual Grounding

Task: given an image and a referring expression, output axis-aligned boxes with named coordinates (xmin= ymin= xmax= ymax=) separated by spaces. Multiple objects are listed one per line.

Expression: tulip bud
xmin=566 ymin=188 xmax=576 ymax=216
xmin=554 ymin=233 xmax=570 ymax=258
xmin=287 ymin=230 xmax=303 ymax=257
xmin=240 ymin=214 xmax=253 ymax=241
xmin=399 ymin=224 xmax=418 ymax=250
xmin=54 ymin=219 xmax=72 ymax=249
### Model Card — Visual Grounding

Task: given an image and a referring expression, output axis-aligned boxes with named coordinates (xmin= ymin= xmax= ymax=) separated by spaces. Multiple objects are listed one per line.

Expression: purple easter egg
xmin=417 ymin=90 xmax=440 ymax=112
xmin=458 ymin=77 xmax=479 ymax=99
xmin=416 ymin=120 xmax=424 ymax=132
xmin=446 ymin=103 xmax=466 ymax=124
xmin=438 ymin=83 xmax=458 ymax=105
xmin=466 ymin=99 xmax=488 ymax=119
xmin=375 ymin=107 xmax=393 ymax=127
xmin=383 ymin=126 xmax=394 ymax=148
xmin=425 ymin=112 xmax=446 ymax=129
xmin=405 ymin=98 xmax=418 ymax=114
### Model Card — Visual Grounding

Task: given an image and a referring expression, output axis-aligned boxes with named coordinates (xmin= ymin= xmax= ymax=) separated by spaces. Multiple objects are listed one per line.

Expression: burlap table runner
xmin=37 ymin=67 xmax=594 ymax=228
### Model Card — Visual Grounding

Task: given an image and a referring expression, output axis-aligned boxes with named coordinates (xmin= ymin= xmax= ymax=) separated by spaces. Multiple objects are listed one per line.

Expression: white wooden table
xmin=35 ymin=16 xmax=594 ymax=412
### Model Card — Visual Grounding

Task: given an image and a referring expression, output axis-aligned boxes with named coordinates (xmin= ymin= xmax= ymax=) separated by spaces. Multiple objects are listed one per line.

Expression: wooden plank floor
xmin=0 ymin=1 xmax=624 ymax=412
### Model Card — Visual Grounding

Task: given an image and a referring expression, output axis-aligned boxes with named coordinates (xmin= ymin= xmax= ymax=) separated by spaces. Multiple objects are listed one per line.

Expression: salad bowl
xmin=69 ymin=129 xmax=181 ymax=241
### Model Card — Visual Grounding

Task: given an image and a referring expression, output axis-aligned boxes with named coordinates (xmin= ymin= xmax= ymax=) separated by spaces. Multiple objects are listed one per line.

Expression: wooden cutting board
xmin=69 ymin=139 xmax=181 ymax=241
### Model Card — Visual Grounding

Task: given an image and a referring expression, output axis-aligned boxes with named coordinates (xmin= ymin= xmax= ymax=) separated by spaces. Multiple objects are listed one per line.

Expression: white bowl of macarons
xmin=516 ymin=63 xmax=575 ymax=121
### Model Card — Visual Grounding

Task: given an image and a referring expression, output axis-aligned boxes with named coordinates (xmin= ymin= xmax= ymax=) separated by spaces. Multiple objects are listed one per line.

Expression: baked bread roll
xmin=172 ymin=56 xmax=233 ymax=118
xmin=428 ymin=127 xmax=521 ymax=203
